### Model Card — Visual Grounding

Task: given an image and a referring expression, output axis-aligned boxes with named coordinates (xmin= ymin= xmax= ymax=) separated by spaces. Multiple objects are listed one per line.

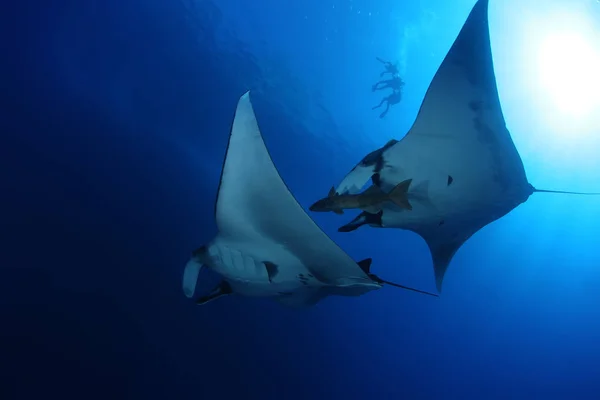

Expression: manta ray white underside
xmin=182 ymin=92 xmax=436 ymax=308
xmin=330 ymin=0 xmax=600 ymax=292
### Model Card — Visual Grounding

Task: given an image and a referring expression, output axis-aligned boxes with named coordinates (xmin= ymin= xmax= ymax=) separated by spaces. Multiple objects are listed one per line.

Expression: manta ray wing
xmin=214 ymin=92 xmax=376 ymax=297
xmin=335 ymin=0 xmax=534 ymax=292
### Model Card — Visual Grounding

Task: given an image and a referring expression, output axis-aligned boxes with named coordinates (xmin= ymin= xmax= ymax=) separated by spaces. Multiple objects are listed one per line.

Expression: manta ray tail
xmin=357 ymin=258 xmax=438 ymax=297
xmin=533 ymin=187 xmax=600 ymax=196
xmin=376 ymin=277 xmax=439 ymax=297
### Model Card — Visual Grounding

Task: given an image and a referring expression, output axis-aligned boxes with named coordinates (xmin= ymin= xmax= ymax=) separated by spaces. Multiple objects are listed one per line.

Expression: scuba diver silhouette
xmin=372 ymin=90 xmax=402 ymax=119
xmin=376 ymin=57 xmax=399 ymax=77
xmin=372 ymin=75 xmax=405 ymax=92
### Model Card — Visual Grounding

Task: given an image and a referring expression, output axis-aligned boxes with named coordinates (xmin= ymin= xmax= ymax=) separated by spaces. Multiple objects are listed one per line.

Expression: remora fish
xmin=309 ymin=179 xmax=413 ymax=215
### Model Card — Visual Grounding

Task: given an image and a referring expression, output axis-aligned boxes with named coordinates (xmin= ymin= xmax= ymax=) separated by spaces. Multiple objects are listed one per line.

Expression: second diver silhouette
xmin=372 ymin=57 xmax=405 ymax=119
xmin=372 ymin=75 xmax=405 ymax=92
xmin=372 ymin=89 xmax=402 ymax=119
xmin=376 ymin=57 xmax=399 ymax=77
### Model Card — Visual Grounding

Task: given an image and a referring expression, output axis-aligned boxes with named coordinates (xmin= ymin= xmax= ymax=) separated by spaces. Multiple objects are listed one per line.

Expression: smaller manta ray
xmin=182 ymin=91 xmax=437 ymax=309
xmin=309 ymin=179 xmax=413 ymax=215
xmin=324 ymin=0 xmax=600 ymax=293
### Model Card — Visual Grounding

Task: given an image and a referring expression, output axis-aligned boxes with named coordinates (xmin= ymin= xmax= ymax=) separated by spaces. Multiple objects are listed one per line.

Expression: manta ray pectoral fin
xmin=361 ymin=205 xmax=382 ymax=214
xmin=422 ymin=235 xmax=469 ymax=293
xmin=336 ymin=163 xmax=379 ymax=195
xmin=338 ymin=211 xmax=383 ymax=232
xmin=207 ymin=91 xmax=378 ymax=304
xmin=196 ymin=281 xmax=232 ymax=305
xmin=342 ymin=0 xmax=534 ymax=292
xmin=275 ymin=289 xmax=328 ymax=309
xmin=338 ymin=213 xmax=367 ymax=232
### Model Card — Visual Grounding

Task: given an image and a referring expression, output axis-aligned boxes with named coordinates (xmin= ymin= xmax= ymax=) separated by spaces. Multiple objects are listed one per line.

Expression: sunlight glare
xmin=530 ymin=11 xmax=600 ymax=124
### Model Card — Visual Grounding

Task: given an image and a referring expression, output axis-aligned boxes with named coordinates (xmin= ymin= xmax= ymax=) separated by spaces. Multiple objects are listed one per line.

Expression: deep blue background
xmin=1 ymin=0 xmax=600 ymax=398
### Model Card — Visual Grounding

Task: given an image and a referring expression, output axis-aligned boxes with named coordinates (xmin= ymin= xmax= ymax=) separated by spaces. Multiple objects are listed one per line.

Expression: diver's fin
xmin=328 ymin=187 xmax=336 ymax=197
xmin=357 ymin=258 xmax=373 ymax=274
xmin=196 ymin=281 xmax=232 ymax=305
xmin=275 ymin=289 xmax=327 ymax=309
xmin=388 ymin=179 xmax=413 ymax=210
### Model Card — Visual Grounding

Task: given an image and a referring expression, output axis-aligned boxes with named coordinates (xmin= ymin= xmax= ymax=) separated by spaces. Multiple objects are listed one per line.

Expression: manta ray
xmin=182 ymin=92 xmax=437 ymax=308
xmin=326 ymin=0 xmax=600 ymax=293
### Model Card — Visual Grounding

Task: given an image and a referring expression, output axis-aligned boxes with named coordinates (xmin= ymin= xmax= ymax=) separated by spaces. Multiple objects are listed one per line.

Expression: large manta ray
xmin=326 ymin=0 xmax=600 ymax=292
xmin=182 ymin=92 xmax=437 ymax=308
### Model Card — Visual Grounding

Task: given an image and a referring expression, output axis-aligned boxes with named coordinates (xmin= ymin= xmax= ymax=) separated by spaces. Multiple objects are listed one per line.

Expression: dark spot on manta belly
xmin=296 ymin=274 xmax=311 ymax=286
xmin=264 ymin=261 xmax=279 ymax=282
xmin=371 ymin=173 xmax=382 ymax=187
xmin=468 ymin=100 xmax=482 ymax=112
xmin=447 ymin=175 xmax=453 ymax=186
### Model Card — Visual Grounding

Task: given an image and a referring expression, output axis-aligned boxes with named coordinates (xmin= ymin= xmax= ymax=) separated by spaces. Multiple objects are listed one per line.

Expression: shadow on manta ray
xmin=315 ymin=0 xmax=600 ymax=294
xmin=181 ymin=92 xmax=437 ymax=309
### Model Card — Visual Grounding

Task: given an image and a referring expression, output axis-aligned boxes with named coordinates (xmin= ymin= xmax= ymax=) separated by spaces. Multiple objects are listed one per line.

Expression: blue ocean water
xmin=1 ymin=0 xmax=600 ymax=398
